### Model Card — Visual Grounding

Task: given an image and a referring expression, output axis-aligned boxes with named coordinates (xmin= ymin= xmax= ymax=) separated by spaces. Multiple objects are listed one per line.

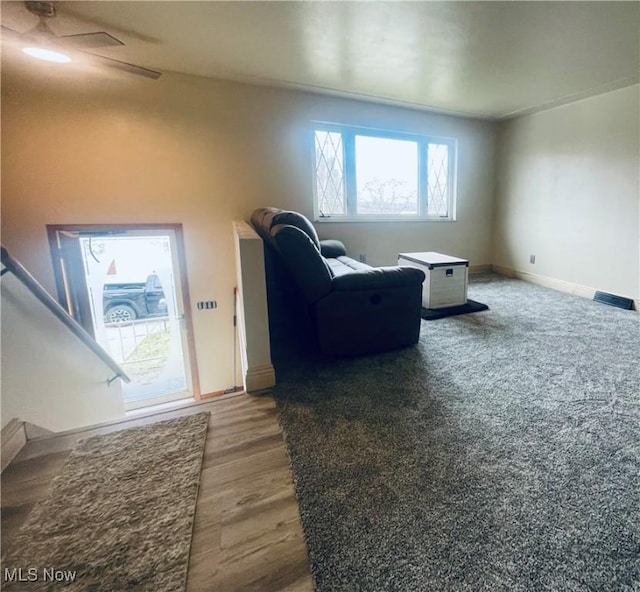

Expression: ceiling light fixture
xmin=22 ymin=46 xmax=71 ymax=63
xmin=20 ymin=1 xmax=71 ymax=64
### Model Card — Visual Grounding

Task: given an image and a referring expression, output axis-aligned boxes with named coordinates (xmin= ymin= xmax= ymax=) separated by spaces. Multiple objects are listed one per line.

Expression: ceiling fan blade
xmin=58 ymin=31 xmax=124 ymax=50
xmin=84 ymin=52 xmax=162 ymax=80
xmin=1 ymin=25 xmax=23 ymax=40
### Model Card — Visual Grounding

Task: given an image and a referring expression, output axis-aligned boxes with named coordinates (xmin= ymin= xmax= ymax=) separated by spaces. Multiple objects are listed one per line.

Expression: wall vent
xmin=593 ymin=291 xmax=634 ymax=310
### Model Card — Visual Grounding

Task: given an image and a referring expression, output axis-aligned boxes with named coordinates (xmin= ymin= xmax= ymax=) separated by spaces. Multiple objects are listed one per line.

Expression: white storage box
xmin=398 ymin=252 xmax=469 ymax=309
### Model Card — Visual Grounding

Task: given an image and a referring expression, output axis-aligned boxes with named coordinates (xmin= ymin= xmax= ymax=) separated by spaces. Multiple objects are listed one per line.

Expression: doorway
xmin=48 ymin=225 xmax=199 ymax=409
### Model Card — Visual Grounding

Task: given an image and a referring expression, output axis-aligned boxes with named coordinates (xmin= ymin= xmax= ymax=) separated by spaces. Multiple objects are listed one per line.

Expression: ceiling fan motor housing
xmin=25 ymin=1 xmax=56 ymax=19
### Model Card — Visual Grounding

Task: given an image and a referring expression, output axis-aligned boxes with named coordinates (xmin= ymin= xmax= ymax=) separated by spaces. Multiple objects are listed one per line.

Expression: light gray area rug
xmin=275 ymin=274 xmax=640 ymax=592
xmin=2 ymin=412 xmax=210 ymax=591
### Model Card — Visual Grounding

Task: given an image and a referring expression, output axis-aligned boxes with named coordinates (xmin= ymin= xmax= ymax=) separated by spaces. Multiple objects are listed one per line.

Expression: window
xmin=313 ymin=124 xmax=456 ymax=221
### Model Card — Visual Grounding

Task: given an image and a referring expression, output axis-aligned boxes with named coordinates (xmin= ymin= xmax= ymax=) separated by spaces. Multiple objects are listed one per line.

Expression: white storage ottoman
xmin=398 ymin=251 xmax=469 ymax=309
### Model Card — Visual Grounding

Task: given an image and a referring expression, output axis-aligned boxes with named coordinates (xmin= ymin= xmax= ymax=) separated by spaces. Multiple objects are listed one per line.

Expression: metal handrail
xmin=1 ymin=246 xmax=130 ymax=384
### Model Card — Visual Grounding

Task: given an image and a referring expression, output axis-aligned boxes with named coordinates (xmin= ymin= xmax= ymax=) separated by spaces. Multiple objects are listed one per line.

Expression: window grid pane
xmin=427 ymin=143 xmax=449 ymax=217
xmin=355 ymin=136 xmax=418 ymax=216
xmin=314 ymin=131 xmax=346 ymax=216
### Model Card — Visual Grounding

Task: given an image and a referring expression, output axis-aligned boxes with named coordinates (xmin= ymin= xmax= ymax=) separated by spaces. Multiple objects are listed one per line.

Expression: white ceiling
xmin=2 ymin=1 xmax=639 ymax=120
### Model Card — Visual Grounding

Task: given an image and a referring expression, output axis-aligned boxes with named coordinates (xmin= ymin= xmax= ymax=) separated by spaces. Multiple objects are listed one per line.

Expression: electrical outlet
xmin=529 ymin=255 xmax=536 ymax=264
xmin=359 ymin=254 xmax=367 ymax=263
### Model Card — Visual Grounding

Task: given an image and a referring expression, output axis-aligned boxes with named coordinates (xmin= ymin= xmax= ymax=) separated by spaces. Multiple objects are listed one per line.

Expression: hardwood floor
xmin=1 ymin=393 xmax=314 ymax=592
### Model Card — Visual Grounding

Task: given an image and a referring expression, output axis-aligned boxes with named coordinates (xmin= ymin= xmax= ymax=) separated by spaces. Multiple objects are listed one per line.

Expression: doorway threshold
xmin=125 ymin=396 xmax=197 ymax=418
xmin=125 ymin=390 xmax=245 ymax=420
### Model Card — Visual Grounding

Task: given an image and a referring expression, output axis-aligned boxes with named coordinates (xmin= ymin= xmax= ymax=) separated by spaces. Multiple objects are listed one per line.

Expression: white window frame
xmin=311 ymin=122 xmax=457 ymax=222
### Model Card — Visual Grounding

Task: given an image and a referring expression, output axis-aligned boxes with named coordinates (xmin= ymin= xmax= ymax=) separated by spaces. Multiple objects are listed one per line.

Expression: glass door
xmin=49 ymin=225 xmax=197 ymax=409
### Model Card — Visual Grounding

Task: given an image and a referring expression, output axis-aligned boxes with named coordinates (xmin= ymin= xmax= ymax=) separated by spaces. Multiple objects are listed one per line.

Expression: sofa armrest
xmin=331 ymin=266 xmax=425 ymax=291
xmin=320 ymin=239 xmax=347 ymax=258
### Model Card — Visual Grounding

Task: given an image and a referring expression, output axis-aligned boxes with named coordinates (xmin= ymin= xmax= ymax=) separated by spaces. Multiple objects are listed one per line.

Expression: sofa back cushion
xmin=272 ymin=224 xmax=332 ymax=303
xmin=251 ymin=207 xmax=320 ymax=249
xmin=271 ymin=210 xmax=320 ymax=249
xmin=250 ymin=208 xmax=278 ymax=242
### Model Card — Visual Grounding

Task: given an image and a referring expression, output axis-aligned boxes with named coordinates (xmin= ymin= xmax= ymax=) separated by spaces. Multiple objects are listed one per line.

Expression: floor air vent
xmin=593 ymin=291 xmax=634 ymax=310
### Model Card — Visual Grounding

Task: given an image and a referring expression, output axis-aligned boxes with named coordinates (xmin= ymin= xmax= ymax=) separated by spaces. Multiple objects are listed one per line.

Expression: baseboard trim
xmin=491 ymin=264 xmax=516 ymax=278
xmin=200 ymin=386 xmax=244 ymax=400
xmin=492 ymin=265 xmax=639 ymax=310
xmin=27 ymin=391 xmax=244 ymax=444
xmin=469 ymin=264 xmax=492 ymax=275
xmin=1 ymin=419 xmax=27 ymax=472
xmin=245 ymin=364 xmax=276 ymax=393
xmin=24 ymin=422 xmax=54 ymax=440
xmin=15 ymin=392 xmax=255 ymax=462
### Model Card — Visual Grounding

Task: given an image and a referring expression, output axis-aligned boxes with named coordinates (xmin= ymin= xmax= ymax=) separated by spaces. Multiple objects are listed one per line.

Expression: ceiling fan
xmin=1 ymin=1 xmax=161 ymax=79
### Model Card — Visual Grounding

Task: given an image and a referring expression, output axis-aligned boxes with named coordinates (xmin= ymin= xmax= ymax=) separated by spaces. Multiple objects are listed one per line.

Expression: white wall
xmin=233 ymin=221 xmax=275 ymax=392
xmin=1 ymin=66 xmax=496 ymax=395
xmin=1 ymin=274 xmax=126 ymax=432
xmin=493 ymin=85 xmax=640 ymax=300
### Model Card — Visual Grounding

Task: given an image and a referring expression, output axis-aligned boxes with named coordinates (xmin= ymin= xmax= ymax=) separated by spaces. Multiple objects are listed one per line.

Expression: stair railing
xmin=1 ymin=245 xmax=130 ymax=385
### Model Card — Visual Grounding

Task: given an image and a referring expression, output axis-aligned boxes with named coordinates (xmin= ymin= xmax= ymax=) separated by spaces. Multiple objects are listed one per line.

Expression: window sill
xmin=314 ymin=217 xmax=456 ymax=223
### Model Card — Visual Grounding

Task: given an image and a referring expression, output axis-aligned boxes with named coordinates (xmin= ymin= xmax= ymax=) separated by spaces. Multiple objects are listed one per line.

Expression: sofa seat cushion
xmin=325 ymin=256 xmax=371 ymax=277
xmin=331 ymin=266 xmax=425 ymax=291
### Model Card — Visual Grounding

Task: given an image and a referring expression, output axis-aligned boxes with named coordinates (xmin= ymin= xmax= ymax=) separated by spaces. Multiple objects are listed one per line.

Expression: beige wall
xmin=1 ymin=68 xmax=496 ymax=394
xmin=493 ymin=85 xmax=640 ymax=300
xmin=1 ymin=274 xmax=126 ymax=431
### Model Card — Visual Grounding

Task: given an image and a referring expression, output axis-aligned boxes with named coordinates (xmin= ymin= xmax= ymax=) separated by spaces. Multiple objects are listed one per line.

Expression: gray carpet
xmin=2 ymin=412 xmax=209 ymax=591
xmin=275 ymin=274 xmax=640 ymax=592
